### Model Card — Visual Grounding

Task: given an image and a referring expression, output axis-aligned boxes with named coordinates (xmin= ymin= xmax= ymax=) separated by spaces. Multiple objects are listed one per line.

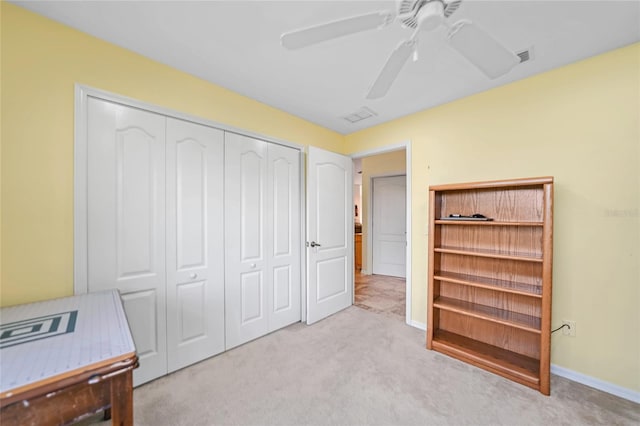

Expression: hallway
xmin=354 ymin=271 xmax=405 ymax=320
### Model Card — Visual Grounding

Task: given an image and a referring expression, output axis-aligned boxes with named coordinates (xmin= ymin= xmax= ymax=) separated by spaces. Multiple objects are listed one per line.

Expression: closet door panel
xmin=240 ymin=150 xmax=264 ymax=262
xmin=86 ymin=97 xmax=167 ymax=386
xmin=225 ymin=133 xmax=268 ymax=349
xmin=241 ymin=271 xmax=264 ymax=322
xmin=268 ymin=144 xmax=301 ymax=330
xmin=120 ymin=290 xmax=158 ymax=362
xmin=166 ymin=118 xmax=225 ymax=372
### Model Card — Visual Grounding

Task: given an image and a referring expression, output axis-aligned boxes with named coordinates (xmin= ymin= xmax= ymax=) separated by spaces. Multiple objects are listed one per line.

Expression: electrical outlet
xmin=562 ymin=320 xmax=576 ymax=337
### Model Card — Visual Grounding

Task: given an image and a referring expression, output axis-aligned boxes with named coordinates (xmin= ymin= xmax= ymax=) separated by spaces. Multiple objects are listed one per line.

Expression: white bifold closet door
xmin=165 ymin=117 xmax=225 ymax=373
xmin=224 ymin=133 xmax=301 ymax=349
xmin=87 ymin=98 xmax=225 ymax=385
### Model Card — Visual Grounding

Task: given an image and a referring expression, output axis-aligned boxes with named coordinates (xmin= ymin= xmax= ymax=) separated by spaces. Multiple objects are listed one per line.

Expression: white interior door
xmin=225 ymin=133 xmax=269 ymax=349
xmin=306 ymin=146 xmax=353 ymax=324
xmin=372 ymin=175 xmax=406 ymax=278
xmin=165 ymin=117 xmax=225 ymax=373
xmin=87 ymin=97 xmax=167 ymax=386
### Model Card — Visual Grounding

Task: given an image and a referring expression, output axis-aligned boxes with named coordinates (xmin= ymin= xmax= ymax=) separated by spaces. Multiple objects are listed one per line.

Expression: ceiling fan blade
xmin=366 ymin=39 xmax=416 ymax=99
xmin=281 ymin=11 xmax=393 ymax=50
xmin=447 ymin=20 xmax=520 ymax=79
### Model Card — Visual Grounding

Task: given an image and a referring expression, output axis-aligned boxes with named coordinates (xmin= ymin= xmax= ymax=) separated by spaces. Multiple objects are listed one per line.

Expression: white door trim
xmin=350 ymin=141 xmax=412 ymax=326
xmin=74 ymin=84 xmax=304 ymax=296
xmin=299 ymin=148 xmax=308 ymax=322
xmin=74 ymin=86 xmax=89 ymax=294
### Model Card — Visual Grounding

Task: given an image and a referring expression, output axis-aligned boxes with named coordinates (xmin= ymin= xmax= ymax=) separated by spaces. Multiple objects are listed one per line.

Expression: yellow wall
xmin=346 ymin=43 xmax=640 ymax=392
xmin=0 ymin=3 xmax=342 ymax=306
xmin=360 ymin=150 xmax=406 ymax=273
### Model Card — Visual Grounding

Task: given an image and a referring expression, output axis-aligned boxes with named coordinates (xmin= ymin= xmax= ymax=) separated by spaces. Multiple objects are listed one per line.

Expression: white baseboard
xmin=405 ymin=321 xmax=638 ymax=403
xmin=407 ymin=320 xmax=427 ymax=331
xmin=551 ymin=364 xmax=640 ymax=403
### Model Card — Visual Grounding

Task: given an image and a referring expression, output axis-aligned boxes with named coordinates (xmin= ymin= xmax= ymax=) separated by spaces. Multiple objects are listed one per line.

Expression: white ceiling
xmin=13 ymin=0 xmax=640 ymax=134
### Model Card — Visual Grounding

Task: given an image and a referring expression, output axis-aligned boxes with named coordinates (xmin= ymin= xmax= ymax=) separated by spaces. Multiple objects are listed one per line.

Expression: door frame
xmin=350 ymin=142 xmax=413 ymax=326
xmin=370 ymin=174 xmax=407 ymax=277
xmin=73 ymin=84 xmax=306 ymax=318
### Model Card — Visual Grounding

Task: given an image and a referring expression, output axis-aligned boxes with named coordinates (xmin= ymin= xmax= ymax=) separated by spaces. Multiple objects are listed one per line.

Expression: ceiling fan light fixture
xmin=448 ymin=20 xmax=520 ymax=79
xmin=417 ymin=0 xmax=445 ymax=32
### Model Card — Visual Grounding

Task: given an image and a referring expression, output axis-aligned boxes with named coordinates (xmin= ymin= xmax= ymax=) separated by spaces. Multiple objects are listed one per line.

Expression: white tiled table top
xmin=0 ymin=290 xmax=135 ymax=395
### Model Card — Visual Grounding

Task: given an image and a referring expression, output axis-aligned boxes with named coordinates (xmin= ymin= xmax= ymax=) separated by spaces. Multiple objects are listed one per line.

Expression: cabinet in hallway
xmin=224 ymin=133 xmax=301 ymax=349
xmin=355 ymin=233 xmax=362 ymax=271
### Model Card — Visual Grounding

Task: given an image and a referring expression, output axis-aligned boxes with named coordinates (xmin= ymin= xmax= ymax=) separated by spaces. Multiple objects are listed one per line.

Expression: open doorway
xmin=351 ymin=145 xmax=410 ymax=323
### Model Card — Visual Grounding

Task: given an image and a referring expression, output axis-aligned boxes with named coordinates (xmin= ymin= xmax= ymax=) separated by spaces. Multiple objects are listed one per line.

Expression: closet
xmin=85 ymin=96 xmax=301 ymax=385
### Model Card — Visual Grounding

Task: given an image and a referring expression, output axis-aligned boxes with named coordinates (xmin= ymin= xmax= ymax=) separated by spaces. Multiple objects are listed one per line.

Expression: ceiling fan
xmin=281 ymin=0 xmax=520 ymax=99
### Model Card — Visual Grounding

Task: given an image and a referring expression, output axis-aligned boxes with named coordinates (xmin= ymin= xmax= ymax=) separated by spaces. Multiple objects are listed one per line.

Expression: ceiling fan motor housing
xmin=397 ymin=0 xmax=463 ymax=30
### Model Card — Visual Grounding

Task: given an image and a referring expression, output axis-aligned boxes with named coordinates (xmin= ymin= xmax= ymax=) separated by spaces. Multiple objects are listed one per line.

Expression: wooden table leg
xmin=109 ymin=370 xmax=134 ymax=425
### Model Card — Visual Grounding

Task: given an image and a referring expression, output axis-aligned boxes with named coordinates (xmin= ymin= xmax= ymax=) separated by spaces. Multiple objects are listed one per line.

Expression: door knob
xmin=250 ymin=263 xmax=257 ymax=269
xmin=310 ymin=241 xmax=321 ymax=248
xmin=189 ymin=273 xmax=198 ymax=279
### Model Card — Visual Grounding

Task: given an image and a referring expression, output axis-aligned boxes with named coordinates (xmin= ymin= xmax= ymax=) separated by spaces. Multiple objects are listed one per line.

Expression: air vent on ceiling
xmin=342 ymin=107 xmax=377 ymax=124
xmin=516 ymin=47 xmax=534 ymax=63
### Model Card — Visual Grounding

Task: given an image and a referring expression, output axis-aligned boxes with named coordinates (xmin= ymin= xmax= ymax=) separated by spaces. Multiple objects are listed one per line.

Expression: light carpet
xmin=88 ymin=306 xmax=638 ymax=425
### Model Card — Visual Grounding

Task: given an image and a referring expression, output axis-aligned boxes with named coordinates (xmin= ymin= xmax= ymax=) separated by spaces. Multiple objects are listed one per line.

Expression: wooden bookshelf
xmin=427 ymin=177 xmax=553 ymax=395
